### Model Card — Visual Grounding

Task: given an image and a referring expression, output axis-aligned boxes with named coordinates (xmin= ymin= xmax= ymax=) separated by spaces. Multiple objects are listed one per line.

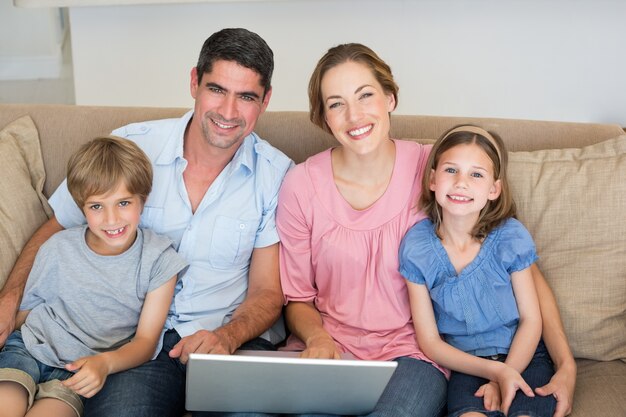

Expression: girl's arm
xmin=63 ymin=275 xmax=177 ymax=398
xmin=407 ymin=281 xmax=534 ymax=413
xmin=505 ymin=266 xmax=543 ymax=373
xmin=285 ymin=301 xmax=341 ymax=359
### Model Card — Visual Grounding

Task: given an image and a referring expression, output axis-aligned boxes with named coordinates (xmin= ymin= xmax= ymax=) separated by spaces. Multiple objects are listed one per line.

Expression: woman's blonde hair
xmin=420 ymin=125 xmax=516 ymax=240
xmin=308 ymin=43 xmax=398 ymax=134
xmin=67 ymin=136 xmax=153 ymax=208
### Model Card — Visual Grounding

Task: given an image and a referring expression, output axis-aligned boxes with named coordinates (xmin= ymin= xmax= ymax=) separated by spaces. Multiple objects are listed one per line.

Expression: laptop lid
xmin=185 ymin=350 xmax=397 ymax=415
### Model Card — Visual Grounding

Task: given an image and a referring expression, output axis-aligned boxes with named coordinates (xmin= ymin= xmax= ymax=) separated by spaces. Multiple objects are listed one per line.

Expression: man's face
xmin=190 ymin=60 xmax=271 ymax=150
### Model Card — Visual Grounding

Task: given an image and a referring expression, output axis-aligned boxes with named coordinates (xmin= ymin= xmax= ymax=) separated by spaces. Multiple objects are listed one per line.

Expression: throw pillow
xmin=0 ymin=116 xmax=52 ymax=289
xmin=508 ymin=135 xmax=626 ymax=361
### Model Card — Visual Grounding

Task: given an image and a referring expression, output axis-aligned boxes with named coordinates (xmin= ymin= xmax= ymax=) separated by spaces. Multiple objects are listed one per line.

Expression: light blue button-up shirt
xmin=49 ymin=110 xmax=293 ymax=343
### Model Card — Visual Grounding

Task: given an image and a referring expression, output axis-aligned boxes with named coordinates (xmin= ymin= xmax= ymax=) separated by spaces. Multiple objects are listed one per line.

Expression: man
xmin=0 ymin=28 xmax=292 ymax=417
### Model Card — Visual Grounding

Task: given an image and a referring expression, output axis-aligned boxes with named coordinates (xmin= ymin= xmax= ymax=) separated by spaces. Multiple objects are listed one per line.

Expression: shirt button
xmin=239 ymin=224 xmax=245 ymax=230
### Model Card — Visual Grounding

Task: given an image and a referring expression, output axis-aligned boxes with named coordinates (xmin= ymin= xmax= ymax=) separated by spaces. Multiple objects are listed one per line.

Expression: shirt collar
xmin=155 ymin=109 xmax=256 ymax=176
xmin=154 ymin=109 xmax=193 ymax=166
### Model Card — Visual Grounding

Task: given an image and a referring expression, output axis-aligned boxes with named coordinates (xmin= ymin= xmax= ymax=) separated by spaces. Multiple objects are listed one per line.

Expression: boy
xmin=0 ymin=136 xmax=187 ymax=417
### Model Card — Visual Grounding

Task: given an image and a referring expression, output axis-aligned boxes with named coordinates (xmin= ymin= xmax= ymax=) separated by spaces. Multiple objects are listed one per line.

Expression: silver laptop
xmin=185 ymin=350 xmax=397 ymax=415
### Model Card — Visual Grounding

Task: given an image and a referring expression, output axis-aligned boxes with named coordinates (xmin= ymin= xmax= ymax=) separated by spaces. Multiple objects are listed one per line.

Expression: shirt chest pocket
xmin=209 ymin=216 xmax=258 ymax=270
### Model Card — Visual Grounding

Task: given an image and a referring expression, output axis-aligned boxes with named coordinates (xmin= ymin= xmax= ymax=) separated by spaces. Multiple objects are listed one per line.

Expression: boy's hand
xmin=474 ymin=380 xmax=501 ymax=411
xmin=63 ymin=354 xmax=110 ymax=398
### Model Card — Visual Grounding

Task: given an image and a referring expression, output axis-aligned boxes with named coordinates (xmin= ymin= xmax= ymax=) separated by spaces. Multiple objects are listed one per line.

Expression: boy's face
xmin=82 ymin=182 xmax=143 ymax=256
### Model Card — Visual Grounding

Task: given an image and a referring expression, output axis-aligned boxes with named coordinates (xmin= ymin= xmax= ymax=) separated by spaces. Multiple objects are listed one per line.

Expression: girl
xmin=399 ymin=125 xmax=557 ymax=417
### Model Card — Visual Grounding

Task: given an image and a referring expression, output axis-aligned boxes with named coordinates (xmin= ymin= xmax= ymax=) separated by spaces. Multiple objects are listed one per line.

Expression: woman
xmin=277 ymin=43 xmax=447 ymax=417
xmin=276 ymin=43 xmax=576 ymax=417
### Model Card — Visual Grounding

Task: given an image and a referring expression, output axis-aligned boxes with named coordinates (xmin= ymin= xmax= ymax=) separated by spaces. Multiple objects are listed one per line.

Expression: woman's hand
xmin=301 ymin=332 xmax=342 ymax=359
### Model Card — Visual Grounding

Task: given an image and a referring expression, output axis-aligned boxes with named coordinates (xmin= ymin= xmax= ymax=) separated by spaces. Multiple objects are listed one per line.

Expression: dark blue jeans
xmin=83 ymin=329 xmax=276 ymax=417
xmin=447 ymin=341 xmax=556 ymax=417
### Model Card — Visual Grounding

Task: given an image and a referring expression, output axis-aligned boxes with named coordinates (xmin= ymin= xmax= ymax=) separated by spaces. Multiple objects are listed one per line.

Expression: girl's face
xmin=321 ymin=61 xmax=396 ymax=156
xmin=430 ymin=142 xmax=501 ymax=222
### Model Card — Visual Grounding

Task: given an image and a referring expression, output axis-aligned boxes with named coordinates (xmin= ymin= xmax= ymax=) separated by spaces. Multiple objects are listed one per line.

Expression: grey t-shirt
xmin=20 ymin=225 xmax=188 ymax=368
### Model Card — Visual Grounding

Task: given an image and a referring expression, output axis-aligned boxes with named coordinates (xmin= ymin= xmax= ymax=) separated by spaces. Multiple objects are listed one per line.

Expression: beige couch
xmin=1 ymin=103 xmax=625 ymax=416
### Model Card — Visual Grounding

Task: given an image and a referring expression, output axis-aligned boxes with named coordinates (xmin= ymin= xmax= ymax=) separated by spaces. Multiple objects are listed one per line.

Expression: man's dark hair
xmin=196 ymin=28 xmax=274 ymax=96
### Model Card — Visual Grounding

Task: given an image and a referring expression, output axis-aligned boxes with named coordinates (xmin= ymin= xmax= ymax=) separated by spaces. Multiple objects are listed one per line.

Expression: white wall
xmin=0 ymin=3 xmax=66 ymax=80
xmin=68 ymin=0 xmax=626 ymax=125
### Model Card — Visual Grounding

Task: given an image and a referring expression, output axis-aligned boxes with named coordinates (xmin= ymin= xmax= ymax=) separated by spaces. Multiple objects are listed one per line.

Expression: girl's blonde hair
xmin=420 ymin=125 xmax=516 ymax=240
xmin=67 ymin=136 xmax=153 ymax=208
xmin=308 ymin=43 xmax=398 ymax=134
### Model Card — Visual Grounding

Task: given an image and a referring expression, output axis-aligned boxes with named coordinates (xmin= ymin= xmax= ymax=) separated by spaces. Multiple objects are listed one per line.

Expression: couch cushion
xmin=508 ymin=135 xmax=626 ymax=361
xmin=0 ymin=116 xmax=52 ymax=288
xmin=569 ymin=359 xmax=626 ymax=417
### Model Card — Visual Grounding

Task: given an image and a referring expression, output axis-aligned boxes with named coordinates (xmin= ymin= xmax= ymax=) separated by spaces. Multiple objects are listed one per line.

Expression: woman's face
xmin=321 ymin=61 xmax=396 ymax=156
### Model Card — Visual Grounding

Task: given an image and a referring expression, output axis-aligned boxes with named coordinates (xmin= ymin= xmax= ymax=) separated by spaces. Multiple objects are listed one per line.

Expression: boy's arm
xmin=0 ymin=217 xmax=64 ymax=345
xmin=63 ymin=275 xmax=176 ymax=398
xmin=169 ymin=243 xmax=283 ymax=362
xmin=531 ymin=264 xmax=576 ymax=417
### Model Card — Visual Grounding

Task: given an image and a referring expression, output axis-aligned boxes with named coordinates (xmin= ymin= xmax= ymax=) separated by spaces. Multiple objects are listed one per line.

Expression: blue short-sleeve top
xmin=399 ymin=218 xmax=538 ymax=357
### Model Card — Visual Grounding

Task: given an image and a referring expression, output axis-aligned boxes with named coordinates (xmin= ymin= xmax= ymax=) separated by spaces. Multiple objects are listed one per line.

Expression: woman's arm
xmin=285 ymin=301 xmax=341 ymax=359
xmin=63 ymin=276 xmax=176 ymax=398
xmin=531 ymin=264 xmax=576 ymax=417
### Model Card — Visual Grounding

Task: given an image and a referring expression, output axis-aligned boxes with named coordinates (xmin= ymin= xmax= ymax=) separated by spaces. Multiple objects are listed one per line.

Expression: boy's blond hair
xmin=67 ymin=136 xmax=152 ymax=208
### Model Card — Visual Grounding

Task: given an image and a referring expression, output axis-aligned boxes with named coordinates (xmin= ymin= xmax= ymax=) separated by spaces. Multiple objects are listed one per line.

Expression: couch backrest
xmin=0 ymin=103 xmax=623 ymax=198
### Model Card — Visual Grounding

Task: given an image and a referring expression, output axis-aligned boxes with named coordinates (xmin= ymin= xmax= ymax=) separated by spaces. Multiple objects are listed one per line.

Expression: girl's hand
xmin=474 ymin=380 xmax=501 ymax=411
xmin=63 ymin=354 xmax=110 ymax=398
xmin=494 ymin=362 xmax=535 ymax=415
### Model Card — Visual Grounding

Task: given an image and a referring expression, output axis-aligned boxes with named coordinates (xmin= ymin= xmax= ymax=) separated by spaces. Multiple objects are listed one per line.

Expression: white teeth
xmin=105 ymin=227 xmax=124 ymax=235
xmin=348 ymin=125 xmax=372 ymax=136
xmin=449 ymin=195 xmax=471 ymax=201
xmin=213 ymin=119 xmax=235 ymax=129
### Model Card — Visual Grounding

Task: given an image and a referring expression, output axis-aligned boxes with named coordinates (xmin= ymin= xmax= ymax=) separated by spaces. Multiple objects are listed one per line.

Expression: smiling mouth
xmin=348 ymin=124 xmax=373 ymax=137
xmin=448 ymin=195 xmax=473 ymax=202
xmin=105 ymin=227 xmax=125 ymax=236
xmin=211 ymin=119 xmax=238 ymax=129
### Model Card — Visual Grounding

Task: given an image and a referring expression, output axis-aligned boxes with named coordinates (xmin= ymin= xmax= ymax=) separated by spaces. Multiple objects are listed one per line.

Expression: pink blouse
xmin=277 ymin=140 xmax=446 ymax=375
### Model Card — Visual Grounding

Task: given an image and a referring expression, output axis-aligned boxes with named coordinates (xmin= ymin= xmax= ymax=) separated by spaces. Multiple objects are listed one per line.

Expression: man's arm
xmin=531 ymin=263 xmax=576 ymax=417
xmin=169 ymin=243 xmax=283 ymax=363
xmin=0 ymin=217 xmax=64 ymax=345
